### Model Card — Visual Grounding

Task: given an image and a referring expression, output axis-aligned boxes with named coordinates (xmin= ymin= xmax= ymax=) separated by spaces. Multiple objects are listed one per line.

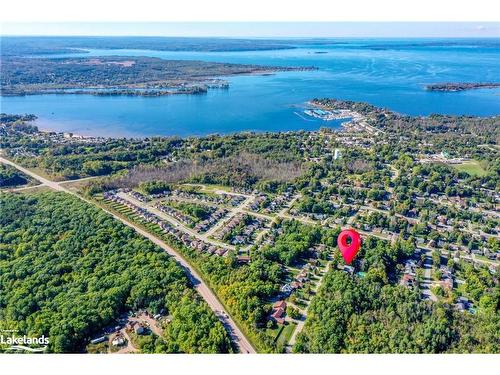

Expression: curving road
xmin=0 ymin=156 xmax=256 ymax=354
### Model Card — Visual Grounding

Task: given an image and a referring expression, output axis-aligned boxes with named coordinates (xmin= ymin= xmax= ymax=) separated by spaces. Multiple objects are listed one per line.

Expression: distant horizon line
xmin=2 ymin=35 xmax=500 ymax=39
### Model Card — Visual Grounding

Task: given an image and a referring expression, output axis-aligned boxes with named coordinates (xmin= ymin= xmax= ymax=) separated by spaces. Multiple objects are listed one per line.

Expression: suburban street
xmin=2 ymin=153 xmax=497 ymax=354
xmin=420 ymin=247 xmax=438 ymax=302
xmin=285 ymin=260 xmax=331 ymax=352
xmin=205 ymin=194 xmax=254 ymax=236
xmin=0 ymin=155 xmax=256 ymax=354
xmin=116 ymin=191 xmax=236 ymax=251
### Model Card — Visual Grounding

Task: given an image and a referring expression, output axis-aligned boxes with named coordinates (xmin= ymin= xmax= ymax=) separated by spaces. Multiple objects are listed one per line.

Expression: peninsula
xmin=0 ymin=56 xmax=316 ymax=96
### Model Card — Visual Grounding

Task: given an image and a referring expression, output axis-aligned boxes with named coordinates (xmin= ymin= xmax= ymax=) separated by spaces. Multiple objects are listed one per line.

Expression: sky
xmin=1 ymin=22 xmax=499 ymax=38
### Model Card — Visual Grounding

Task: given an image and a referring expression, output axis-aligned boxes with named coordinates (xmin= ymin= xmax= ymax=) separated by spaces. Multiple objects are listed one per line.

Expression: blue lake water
xmin=1 ymin=39 xmax=499 ymax=137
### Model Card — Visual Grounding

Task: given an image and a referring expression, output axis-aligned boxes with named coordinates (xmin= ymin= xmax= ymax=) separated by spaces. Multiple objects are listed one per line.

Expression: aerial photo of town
xmin=0 ymin=22 xmax=499 ymax=356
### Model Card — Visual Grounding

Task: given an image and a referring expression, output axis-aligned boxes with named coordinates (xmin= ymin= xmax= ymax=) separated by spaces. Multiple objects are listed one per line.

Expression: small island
xmin=425 ymin=82 xmax=500 ymax=92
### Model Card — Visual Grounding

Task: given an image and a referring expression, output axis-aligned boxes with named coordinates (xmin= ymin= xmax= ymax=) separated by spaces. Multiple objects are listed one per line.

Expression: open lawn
xmin=276 ymin=322 xmax=297 ymax=347
xmin=452 ymin=161 xmax=488 ymax=177
xmin=266 ymin=322 xmax=297 ymax=347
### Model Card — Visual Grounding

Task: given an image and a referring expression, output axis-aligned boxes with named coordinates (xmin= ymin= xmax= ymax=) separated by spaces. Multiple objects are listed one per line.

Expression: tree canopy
xmin=0 ymin=192 xmax=232 ymax=353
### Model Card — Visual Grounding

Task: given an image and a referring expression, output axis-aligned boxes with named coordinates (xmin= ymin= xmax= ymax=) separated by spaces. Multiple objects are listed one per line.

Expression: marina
xmin=304 ymin=108 xmax=353 ymax=121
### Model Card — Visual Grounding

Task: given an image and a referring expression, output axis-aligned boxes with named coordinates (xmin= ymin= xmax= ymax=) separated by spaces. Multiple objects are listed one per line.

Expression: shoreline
xmin=26 ymin=111 xmax=347 ymax=141
xmin=5 ymin=97 xmax=498 ymax=140
xmin=0 ymin=66 xmax=317 ymax=98
xmin=31 ymin=121 xmax=340 ymax=142
xmin=1 ymin=55 xmax=317 ymax=97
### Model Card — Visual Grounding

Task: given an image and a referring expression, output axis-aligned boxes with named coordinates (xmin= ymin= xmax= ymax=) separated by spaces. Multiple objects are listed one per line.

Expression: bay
xmin=1 ymin=38 xmax=499 ymax=137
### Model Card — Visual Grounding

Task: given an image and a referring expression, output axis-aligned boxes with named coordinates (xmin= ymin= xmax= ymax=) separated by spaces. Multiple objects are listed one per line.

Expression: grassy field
xmin=276 ymin=322 xmax=297 ymax=347
xmin=265 ymin=325 xmax=282 ymax=339
xmin=266 ymin=321 xmax=296 ymax=345
xmin=60 ymin=177 xmax=100 ymax=192
xmin=26 ymin=165 xmax=66 ymax=181
xmin=452 ymin=161 xmax=488 ymax=177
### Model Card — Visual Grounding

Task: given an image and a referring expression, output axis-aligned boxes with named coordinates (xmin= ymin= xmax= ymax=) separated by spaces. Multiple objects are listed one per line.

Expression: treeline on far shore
xmin=425 ymin=82 xmax=500 ymax=92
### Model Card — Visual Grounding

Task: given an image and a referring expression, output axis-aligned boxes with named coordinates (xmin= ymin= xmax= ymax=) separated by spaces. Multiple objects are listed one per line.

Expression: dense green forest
xmin=294 ymin=240 xmax=500 ymax=353
xmin=0 ymin=192 xmax=232 ymax=353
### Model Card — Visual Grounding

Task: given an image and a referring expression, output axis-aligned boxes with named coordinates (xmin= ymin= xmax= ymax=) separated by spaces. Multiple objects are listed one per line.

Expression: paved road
xmin=8 ymin=184 xmax=43 ymax=192
xmin=117 ymin=192 xmax=236 ymax=251
xmin=0 ymin=156 xmax=67 ymax=192
xmin=0 ymin=156 xmax=256 ymax=354
xmin=285 ymin=314 xmax=305 ymax=353
xmin=420 ymin=247 xmax=437 ymax=302
xmin=417 ymin=243 xmax=496 ymax=267
xmin=285 ymin=260 xmax=331 ymax=352
xmin=278 ymin=194 xmax=301 ymax=216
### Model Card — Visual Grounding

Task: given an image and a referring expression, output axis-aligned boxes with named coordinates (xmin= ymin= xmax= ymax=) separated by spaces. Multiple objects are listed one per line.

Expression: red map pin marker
xmin=337 ymin=229 xmax=361 ymax=265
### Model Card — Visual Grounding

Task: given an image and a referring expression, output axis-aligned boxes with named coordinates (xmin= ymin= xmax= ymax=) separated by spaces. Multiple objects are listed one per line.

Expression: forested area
xmin=194 ymin=221 xmax=338 ymax=352
xmin=1 ymin=126 xmax=185 ymax=180
xmin=295 ymin=270 xmax=499 ymax=353
xmin=294 ymin=238 xmax=500 ymax=353
xmin=260 ymin=219 xmax=337 ymax=265
xmin=0 ymin=192 xmax=232 ymax=353
xmin=1 ymin=96 xmax=499 ymax=354
xmin=1 ymin=56 xmax=311 ymax=96
xmin=132 ymin=226 xmax=283 ymax=351
xmin=2 ymin=118 xmax=308 ymax=186
xmin=103 ymin=141 xmax=306 ymax=191
xmin=114 ymin=205 xmax=339 ymax=352
xmin=1 ymin=36 xmax=297 ymax=57
xmin=0 ymin=164 xmax=31 ymax=188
